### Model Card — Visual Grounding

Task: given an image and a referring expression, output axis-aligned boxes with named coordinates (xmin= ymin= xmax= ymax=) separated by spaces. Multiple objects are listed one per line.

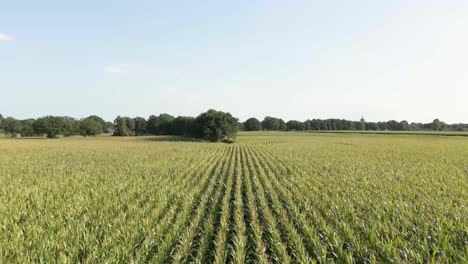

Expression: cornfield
xmin=0 ymin=132 xmax=466 ymax=263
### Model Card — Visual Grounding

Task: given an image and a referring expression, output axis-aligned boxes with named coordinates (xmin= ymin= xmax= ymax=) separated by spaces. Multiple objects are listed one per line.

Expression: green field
xmin=0 ymin=132 xmax=466 ymax=263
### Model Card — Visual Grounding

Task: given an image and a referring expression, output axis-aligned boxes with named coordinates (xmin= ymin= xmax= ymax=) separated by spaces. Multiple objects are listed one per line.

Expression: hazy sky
xmin=1 ymin=0 xmax=467 ymax=123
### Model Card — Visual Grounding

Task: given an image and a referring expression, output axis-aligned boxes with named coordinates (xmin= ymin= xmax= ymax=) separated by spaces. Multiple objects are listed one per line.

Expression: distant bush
xmin=113 ymin=116 xmax=135 ymax=136
xmin=262 ymin=116 xmax=286 ymax=131
xmin=33 ymin=116 xmax=66 ymax=138
xmin=20 ymin=119 xmax=35 ymax=137
xmin=3 ymin=117 xmax=22 ymax=137
xmin=243 ymin=117 xmax=262 ymax=131
xmin=2 ymin=111 xmax=466 ymax=140
xmin=147 ymin=114 xmax=175 ymax=135
xmin=172 ymin=116 xmax=195 ymax=137
xmin=133 ymin=117 xmax=148 ymax=136
xmin=79 ymin=117 xmax=104 ymax=136
xmin=193 ymin=109 xmax=239 ymax=142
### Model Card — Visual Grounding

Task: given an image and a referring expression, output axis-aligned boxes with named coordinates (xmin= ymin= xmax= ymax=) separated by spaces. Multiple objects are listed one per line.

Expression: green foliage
xmin=62 ymin=117 xmax=80 ymax=136
xmin=33 ymin=116 xmax=66 ymax=138
xmin=113 ymin=116 xmax=135 ymax=136
xmin=104 ymin=121 xmax=114 ymax=134
xmin=133 ymin=117 xmax=147 ymax=136
xmin=243 ymin=117 xmax=262 ymax=131
xmin=0 ymin=113 xmax=4 ymax=132
xmin=3 ymin=117 xmax=22 ymax=137
xmin=431 ymin=118 xmax=446 ymax=131
xmin=147 ymin=114 xmax=175 ymax=135
xmin=194 ymin=109 xmax=239 ymax=142
xmin=262 ymin=116 xmax=286 ymax=131
xmin=85 ymin=115 xmax=106 ymax=128
xmin=0 ymin=133 xmax=466 ymax=262
xmin=172 ymin=116 xmax=195 ymax=136
xmin=360 ymin=116 xmax=366 ymax=130
xmin=20 ymin=119 xmax=35 ymax=137
xmin=399 ymin=120 xmax=410 ymax=131
xmin=286 ymin=120 xmax=305 ymax=131
xmin=79 ymin=117 xmax=104 ymax=136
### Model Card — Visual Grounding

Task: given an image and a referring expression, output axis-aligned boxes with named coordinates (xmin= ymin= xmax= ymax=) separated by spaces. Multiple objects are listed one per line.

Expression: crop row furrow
xmin=243 ymin=145 xmax=292 ymax=264
xmin=231 ymin=146 xmax=248 ymax=264
xmin=142 ymin=145 xmax=231 ymax=263
xmin=102 ymin=146 xmax=225 ymax=261
xmin=239 ymin=146 xmax=269 ymax=264
xmin=171 ymin=146 xmax=234 ymax=263
xmin=245 ymin=145 xmax=313 ymax=263
xmin=211 ymin=145 xmax=237 ymax=264
xmin=191 ymin=147 xmax=235 ymax=264
xmin=255 ymin=145 xmax=386 ymax=262
xmin=130 ymin=146 xmax=225 ymax=261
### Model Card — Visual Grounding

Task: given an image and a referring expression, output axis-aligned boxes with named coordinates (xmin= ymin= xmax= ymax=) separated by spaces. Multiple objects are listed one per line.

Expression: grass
xmin=0 ymin=132 xmax=466 ymax=263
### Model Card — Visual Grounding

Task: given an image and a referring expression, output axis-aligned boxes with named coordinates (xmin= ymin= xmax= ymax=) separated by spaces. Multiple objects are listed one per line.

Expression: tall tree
xmin=79 ymin=117 xmax=104 ymax=136
xmin=104 ymin=122 xmax=114 ymax=134
xmin=194 ymin=109 xmax=239 ymax=142
xmin=33 ymin=116 xmax=66 ymax=138
xmin=262 ymin=116 xmax=286 ymax=131
xmin=20 ymin=119 xmax=35 ymax=137
xmin=286 ymin=120 xmax=305 ymax=131
xmin=172 ymin=116 xmax=195 ymax=136
xmin=3 ymin=117 xmax=22 ymax=137
xmin=432 ymin=119 xmax=442 ymax=131
xmin=84 ymin=115 xmax=106 ymax=128
xmin=0 ymin=114 xmax=4 ymax=132
xmin=113 ymin=116 xmax=135 ymax=136
xmin=360 ymin=116 xmax=366 ymax=130
xmin=400 ymin=120 xmax=410 ymax=131
xmin=243 ymin=118 xmax=262 ymax=131
xmin=62 ymin=117 xmax=80 ymax=136
xmin=147 ymin=114 xmax=175 ymax=135
xmin=133 ymin=117 xmax=148 ymax=136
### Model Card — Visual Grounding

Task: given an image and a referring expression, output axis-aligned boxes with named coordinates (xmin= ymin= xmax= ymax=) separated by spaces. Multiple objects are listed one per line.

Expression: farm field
xmin=0 ymin=132 xmax=466 ymax=263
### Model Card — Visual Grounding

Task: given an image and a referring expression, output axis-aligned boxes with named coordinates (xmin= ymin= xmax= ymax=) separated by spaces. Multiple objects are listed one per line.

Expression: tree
xmin=62 ymin=117 xmax=80 ymax=136
xmin=0 ymin=114 xmax=4 ymax=132
xmin=3 ymin=117 xmax=22 ymax=137
xmin=400 ymin=120 xmax=410 ymax=131
xmin=431 ymin=119 xmax=445 ymax=131
xmin=104 ymin=122 xmax=114 ymax=134
xmin=286 ymin=120 xmax=305 ymax=131
xmin=147 ymin=115 xmax=157 ymax=134
xmin=85 ymin=115 xmax=106 ymax=128
xmin=113 ymin=116 xmax=135 ymax=136
xmin=238 ymin=121 xmax=245 ymax=131
xmin=278 ymin=119 xmax=287 ymax=130
xmin=360 ymin=117 xmax=366 ymax=130
xmin=172 ymin=116 xmax=195 ymax=136
xmin=262 ymin=116 xmax=286 ymax=131
xmin=33 ymin=116 xmax=66 ymax=138
xmin=147 ymin=114 xmax=175 ymax=135
xmin=79 ymin=117 xmax=103 ymax=136
xmin=243 ymin=118 xmax=262 ymax=131
xmin=453 ymin=124 xmax=464 ymax=131
xmin=365 ymin=122 xmax=378 ymax=130
xmin=133 ymin=117 xmax=148 ymax=136
xmin=20 ymin=119 xmax=35 ymax=137
xmin=193 ymin=109 xmax=239 ymax=142
xmin=262 ymin=116 xmax=275 ymax=130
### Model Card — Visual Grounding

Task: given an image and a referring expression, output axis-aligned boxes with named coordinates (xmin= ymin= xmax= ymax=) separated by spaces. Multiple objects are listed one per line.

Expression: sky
xmin=1 ymin=0 xmax=467 ymax=123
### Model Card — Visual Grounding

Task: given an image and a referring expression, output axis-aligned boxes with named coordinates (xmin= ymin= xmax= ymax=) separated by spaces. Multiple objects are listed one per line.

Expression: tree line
xmin=1 ymin=112 xmax=466 ymax=141
xmin=242 ymin=117 xmax=467 ymax=132
xmin=0 ymin=109 xmax=239 ymax=142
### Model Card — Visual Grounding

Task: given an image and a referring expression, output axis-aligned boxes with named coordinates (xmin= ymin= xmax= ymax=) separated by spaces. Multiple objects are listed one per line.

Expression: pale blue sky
xmin=1 ymin=0 xmax=467 ymax=123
